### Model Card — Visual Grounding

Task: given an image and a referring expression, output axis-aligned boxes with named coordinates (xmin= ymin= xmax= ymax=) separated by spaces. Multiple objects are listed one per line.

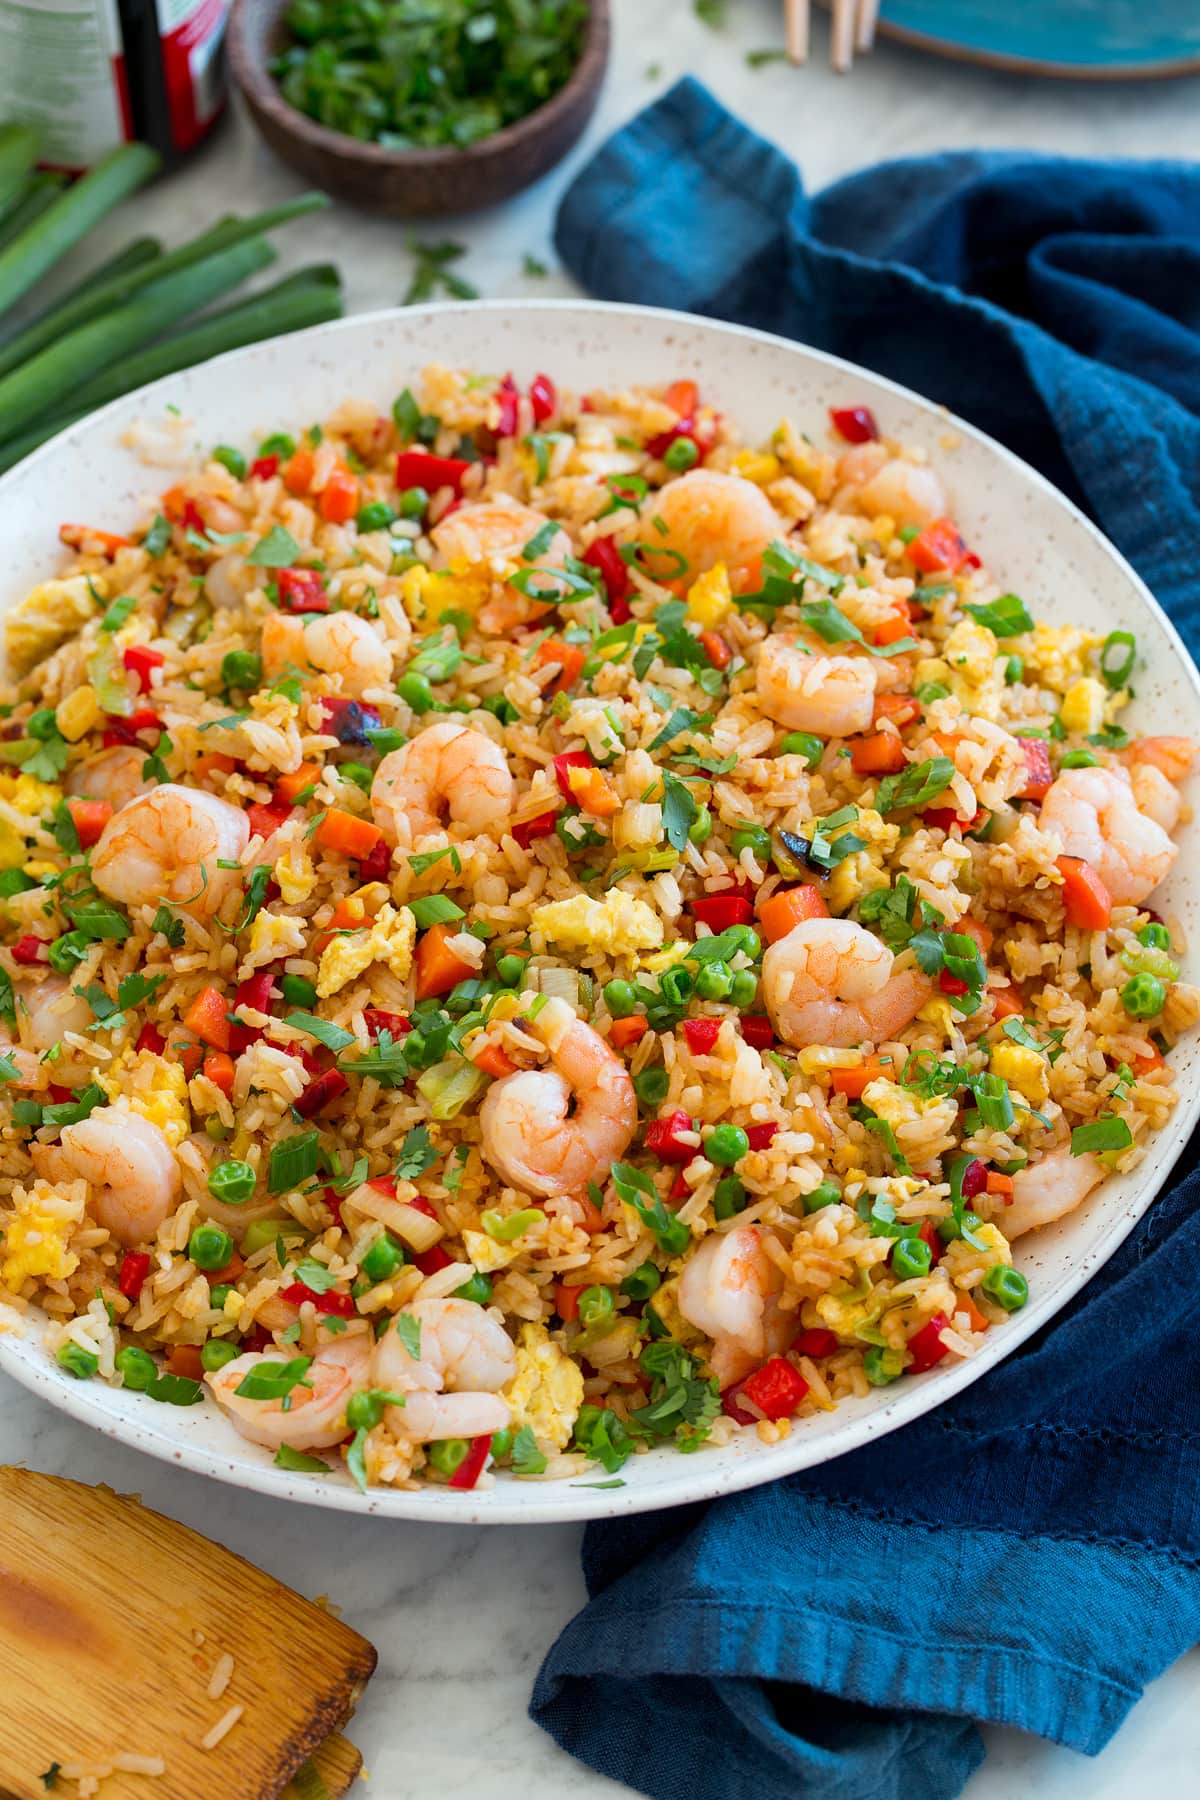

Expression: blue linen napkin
xmin=530 ymin=81 xmax=1200 ymax=1800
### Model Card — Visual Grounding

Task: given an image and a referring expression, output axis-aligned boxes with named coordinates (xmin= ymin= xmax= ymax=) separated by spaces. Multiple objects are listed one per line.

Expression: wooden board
xmin=0 ymin=1468 xmax=376 ymax=1799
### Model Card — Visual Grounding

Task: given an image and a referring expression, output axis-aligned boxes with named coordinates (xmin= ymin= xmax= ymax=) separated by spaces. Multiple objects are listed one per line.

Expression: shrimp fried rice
xmin=0 ymin=366 xmax=1195 ymax=1493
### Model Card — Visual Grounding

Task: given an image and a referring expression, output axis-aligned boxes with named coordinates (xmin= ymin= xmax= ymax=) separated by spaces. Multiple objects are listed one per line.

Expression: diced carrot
xmin=171 ymin=1034 xmax=204 ymax=1080
xmin=952 ymin=1287 xmax=990 ymax=1333
xmin=533 ymin=637 xmax=585 ymax=695
xmin=1055 ymin=855 xmax=1112 ymax=931
xmin=166 ymin=1344 xmax=204 ymax=1380
xmin=183 ymin=984 xmax=231 ymax=1052
xmin=414 ymin=920 xmax=474 ymax=1001
xmin=208 ymin=1249 xmax=245 ymax=1286
xmin=872 ymin=610 xmax=913 ymax=648
xmin=59 ymin=523 xmax=131 ymax=556
xmin=312 ymin=808 xmax=384 ymax=859
xmin=574 ymin=1193 xmax=606 ymax=1233
xmin=831 ymin=1053 xmax=889 ymax=1100
xmin=698 ymin=629 xmax=732 ymax=670
xmin=193 ymin=751 xmax=237 ymax=782
xmin=850 ymin=731 xmax=908 ymax=776
xmin=985 ymin=1171 xmax=1014 ymax=1197
xmin=202 ymin=1051 xmax=235 ymax=1096
xmin=1133 ymin=1046 xmax=1166 ymax=1076
xmin=872 ymin=692 xmax=920 ymax=728
xmin=664 ymin=379 xmax=698 ymax=417
xmin=759 ymin=884 xmax=829 ymax=944
xmin=928 ymin=731 xmax=963 ymax=754
xmin=159 ymin=486 xmax=188 ymax=523
xmin=908 ymin=517 xmax=971 ymax=575
xmin=555 ymin=1282 xmax=581 ymax=1322
xmin=474 ymin=1040 xmax=518 ymax=1078
xmin=988 ymin=985 xmax=1025 ymax=1022
xmin=66 ymin=798 xmax=112 ymax=848
xmin=609 ymin=1016 xmax=648 ymax=1051
xmin=283 ymin=447 xmax=315 ymax=494
xmin=330 ymin=896 xmax=366 ymax=930
xmin=566 ymin=763 xmax=619 ymax=817
xmin=276 ymin=760 xmax=321 ymax=805
xmin=319 ymin=463 xmax=359 ymax=524
xmin=955 ymin=915 xmax=993 ymax=954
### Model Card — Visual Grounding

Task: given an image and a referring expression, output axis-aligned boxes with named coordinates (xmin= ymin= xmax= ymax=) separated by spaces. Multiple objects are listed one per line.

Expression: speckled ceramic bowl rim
xmin=1 ymin=300 xmax=1196 ymax=1524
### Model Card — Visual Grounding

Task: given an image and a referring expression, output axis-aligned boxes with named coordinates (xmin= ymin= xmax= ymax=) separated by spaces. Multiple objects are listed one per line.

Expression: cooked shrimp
xmin=370 ymin=1299 xmax=514 ymax=1443
xmin=647 ymin=469 xmax=781 ymax=584
xmin=91 ymin=784 xmax=249 ymax=918
xmin=839 ymin=446 xmax=949 ymax=530
xmin=5 ymin=975 xmax=96 ymax=1087
xmin=479 ymin=997 xmax=636 ymax=1197
xmin=206 ymin=1336 xmax=371 ymax=1450
xmin=261 ymin=610 xmax=392 ymax=699
xmin=1001 ymin=1147 xmax=1104 ymax=1239
xmin=204 ymin=551 xmax=252 ymax=612
xmin=762 ymin=918 xmax=931 ymax=1049
xmin=432 ymin=497 xmax=570 ymax=570
xmin=756 ymin=641 xmax=878 ymax=737
xmin=371 ymin=720 xmax=513 ymax=844
xmin=1123 ymin=737 xmax=1195 ymax=834
xmin=1040 ymin=765 xmax=1177 ymax=905
xmin=677 ymin=1225 xmax=790 ymax=1387
xmin=65 ymin=745 xmax=151 ymax=812
xmin=32 ymin=1107 xmax=180 ymax=1247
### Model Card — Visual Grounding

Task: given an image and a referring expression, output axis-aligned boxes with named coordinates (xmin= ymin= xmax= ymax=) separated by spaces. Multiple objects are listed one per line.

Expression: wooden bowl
xmin=227 ymin=0 xmax=610 ymax=217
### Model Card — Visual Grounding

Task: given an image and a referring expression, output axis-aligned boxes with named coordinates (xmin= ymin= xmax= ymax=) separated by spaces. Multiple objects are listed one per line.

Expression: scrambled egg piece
xmin=815 ymin=1282 xmax=885 ymax=1342
xmin=0 ymin=772 xmax=65 ymax=871
xmin=863 ymin=1077 xmax=958 ymax=1156
xmin=939 ymin=618 xmax=1004 ymax=721
xmin=686 ymin=564 xmax=734 ymax=629
xmin=273 ymin=839 xmax=316 ymax=907
xmin=2 ymin=1186 xmax=80 ymax=1291
xmin=461 ymin=1227 xmax=522 ymax=1274
xmin=1059 ymin=677 xmax=1106 ymax=738
xmin=989 ymin=1040 xmax=1049 ymax=1105
xmin=245 ymin=910 xmax=307 ymax=973
xmin=55 ymin=685 xmax=102 ymax=743
xmin=503 ymin=1321 xmax=584 ymax=1450
xmin=317 ymin=902 xmax=416 ymax=998
xmin=731 ymin=450 xmax=781 ymax=487
xmin=532 ymin=890 xmax=664 ymax=956
xmin=98 ymin=1051 xmax=190 ymax=1147
xmin=399 ymin=561 xmax=491 ymax=625
xmin=1023 ymin=623 xmax=1100 ymax=692
xmin=5 ymin=575 xmax=102 ymax=675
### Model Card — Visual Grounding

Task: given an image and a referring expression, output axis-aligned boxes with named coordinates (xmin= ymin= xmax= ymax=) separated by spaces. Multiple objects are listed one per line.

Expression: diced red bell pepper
xmin=1016 ymin=736 xmax=1053 ymax=802
xmin=512 ymin=810 xmax=558 ymax=849
xmin=276 ymin=568 xmax=329 ymax=613
xmin=122 ymin=645 xmax=165 ymax=693
xmin=136 ymin=1021 xmax=165 ymax=1055
xmin=739 ymin=1016 xmax=774 ymax=1049
xmin=529 ymin=373 xmax=557 ymax=425
xmin=448 ymin=1431 xmax=494 ymax=1489
xmin=11 ymin=935 xmax=46 ymax=965
xmin=250 ymin=455 xmax=279 ymax=481
xmin=960 ymin=1158 xmax=988 ymax=1200
xmin=644 ymin=1109 xmax=697 ymax=1163
xmin=48 ymin=1084 xmax=74 ymax=1104
xmin=682 ymin=1017 xmax=721 ymax=1055
xmin=280 ymin=1279 xmax=357 ymax=1317
xmin=792 ymin=1327 xmax=838 ymax=1359
xmin=357 ymin=835 xmax=392 ymax=883
xmin=101 ymin=706 xmax=163 ymax=747
xmin=739 ymin=1356 xmax=809 ymax=1420
xmin=229 ymin=972 xmax=277 ymax=1055
xmin=494 ymin=373 xmax=520 ymax=438
xmin=908 ymin=517 xmax=972 ymax=575
xmin=118 ymin=1251 xmax=152 ymax=1300
xmin=691 ymin=894 xmax=754 ymax=931
xmin=553 ymin=750 xmax=593 ymax=800
xmin=923 ymin=805 xmax=985 ymax=833
xmin=668 ymin=1158 xmax=696 ymax=1202
xmin=394 ymin=450 xmax=472 ymax=494
xmin=323 ymin=1185 xmax=345 ymax=1227
xmin=829 ymin=405 xmax=879 ymax=444
xmin=319 ymin=696 xmax=382 ymax=746
xmin=292 ymin=1068 xmax=350 ymax=1118
xmin=745 ymin=1122 xmax=778 ymax=1152
xmin=907 ymin=1312 xmax=951 ymax=1374
xmin=247 ymin=798 xmax=293 ymax=842
xmin=363 ymin=1008 xmax=411 ymax=1040
xmin=720 ymin=1383 xmax=759 ymax=1426
xmin=412 ymin=1243 xmax=453 ymax=1277
xmin=582 ymin=534 xmax=633 ymax=608
xmin=939 ymin=969 xmax=970 ymax=997
xmin=368 ymin=1174 xmax=398 ymax=1200
xmin=918 ymin=1220 xmax=943 ymax=1267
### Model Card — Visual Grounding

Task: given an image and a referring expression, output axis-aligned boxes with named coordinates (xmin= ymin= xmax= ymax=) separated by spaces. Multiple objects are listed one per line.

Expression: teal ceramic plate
xmin=875 ymin=0 xmax=1200 ymax=79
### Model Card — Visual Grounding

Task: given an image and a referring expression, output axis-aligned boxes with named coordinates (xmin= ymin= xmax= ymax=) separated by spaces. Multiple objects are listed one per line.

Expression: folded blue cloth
xmin=530 ymin=81 xmax=1200 ymax=1800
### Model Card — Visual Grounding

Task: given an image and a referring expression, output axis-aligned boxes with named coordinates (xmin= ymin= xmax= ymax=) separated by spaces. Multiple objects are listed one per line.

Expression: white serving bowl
xmin=1 ymin=301 xmax=1196 ymax=1523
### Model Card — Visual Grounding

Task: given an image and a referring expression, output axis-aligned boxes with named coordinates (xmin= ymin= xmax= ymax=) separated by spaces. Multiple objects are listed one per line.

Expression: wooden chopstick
xmin=785 ymin=0 xmax=809 ymax=64
xmin=855 ymin=0 xmax=880 ymax=52
xmin=830 ymin=0 xmax=855 ymax=71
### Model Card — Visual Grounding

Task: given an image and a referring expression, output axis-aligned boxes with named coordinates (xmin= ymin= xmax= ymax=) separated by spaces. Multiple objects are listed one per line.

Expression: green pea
xmin=114 ymin=1344 xmax=158 ymax=1390
xmin=732 ymin=925 xmax=761 ymax=962
xmin=891 ymin=1236 xmax=932 ymax=1281
xmin=634 ymin=1067 xmax=670 ymax=1109
xmin=57 ymin=1342 xmax=98 ymax=1380
xmin=1061 ymin=750 xmax=1099 ymax=769
xmin=356 ymin=500 xmax=398 ymax=533
xmin=204 ymin=1117 xmax=230 ymax=1142
xmin=864 ymin=1346 xmax=904 ymax=1386
xmin=1137 ymin=922 xmax=1172 ymax=951
xmin=347 ymin=1390 xmax=385 ymax=1432
xmin=713 ymin=1174 xmax=747 ymax=1221
xmin=981 ymin=1265 xmax=1029 ymax=1311
xmin=578 ymin=1286 xmax=615 ymax=1332
xmin=27 ymin=708 xmax=58 ymax=740
xmin=804 ymin=1178 xmax=841 ymax=1213
xmin=731 ymin=823 xmax=771 ymax=859
xmin=339 ymin=761 xmax=374 ymax=793
xmin=688 ymin=804 xmax=712 ymax=845
xmin=938 ymin=1209 xmax=983 ymax=1244
xmin=496 ymin=953 xmax=529 ymax=988
xmin=213 ymin=445 xmax=247 ymax=480
xmin=1121 ymin=973 xmax=1166 ymax=1019
xmin=200 ymin=1338 xmax=240 ymax=1372
xmin=360 ymin=1232 xmax=405 ymax=1284
xmin=490 ymin=1426 xmax=514 ymax=1461
xmin=780 ymin=732 xmax=823 ymax=767
xmin=1003 ymin=655 xmax=1024 ymax=685
xmin=729 ymin=969 xmax=758 ymax=1008
xmin=397 ymin=671 xmax=435 ymax=714
xmin=279 ymin=973 xmax=319 ymax=1008
xmin=914 ymin=682 xmax=950 ymax=704
xmin=209 ymin=1284 xmax=233 ymax=1309
xmin=663 ymin=436 xmax=699 ymax=472
xmin=427 ymin=1437 xmax=471 ymax=1476
xmin=706 ymin=1122 xmax=749 ymax=1167
xmin=207 ymin=1160 xmax=256 ymax=1207
xmin=454 ymin=1271 xmax=493 ymax=1304
xmin=259 ymin=432 xmax=296 ymax=459
xmin=188 ymin=1223 xmax=234 ymax=1271
xmin=620 ymin=1262 xmax=661 ymax=1302
xmin=481 ymin=694 xmax=519 ymax=725
xmin=696 ymin=960 xmax=734 ymax=1001
xmin=659 ymin=966 xmax=694 ymax=1007
xmin=221 ymin=649 xmax=263 ymax=692
xmin=399 ymin=485 xmax=430 ymax=519
xmin=603 ymin=978 xmax=638 ymax=1019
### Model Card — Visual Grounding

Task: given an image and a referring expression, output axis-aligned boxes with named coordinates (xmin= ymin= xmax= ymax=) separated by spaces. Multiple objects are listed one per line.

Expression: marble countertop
xmin=4 ymin=3 xmax=1200 ymax=1794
